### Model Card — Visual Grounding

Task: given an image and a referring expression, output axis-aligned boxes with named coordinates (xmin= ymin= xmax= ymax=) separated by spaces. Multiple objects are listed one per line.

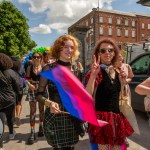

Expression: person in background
xmin=25 ymin=52 xmax=44 ymax=144
xmin=85 ymin=38 xmax=134 ymax=150
xmin=24 ymin=55 xmax=33 ymax=73
xmin=0 ymin=53 xmax=21 ymax=143
xmin=0 ymin=112 xmax=5 ymax=150
xmin=135 ymin=77 xmax=150 ymax=95
xmin=72 ymin=61 xmax=84 ymax=82
xmin=86 ymin=64 xmax=91 ymax=71
xmin=11 ymin=56 xmax=26 ymax=126
xmin=37 ymin=35 xmax=82 ymax=150
xmin=115 ymin=53 xmax=140 ymax=146
xmin=115 ymin=53 xmax=134 ymax=105
xmin=43 ymin=50 xmax=51 ymax=65
xmin=76 ymin=61 xmax=84 ymax=82
xmin=135 ymin=77 xmax=150 ymax=125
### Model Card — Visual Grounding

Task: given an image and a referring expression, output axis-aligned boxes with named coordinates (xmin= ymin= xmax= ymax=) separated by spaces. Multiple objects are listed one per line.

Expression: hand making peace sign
xmin=91 ymin=54 xmax=101 ymax=77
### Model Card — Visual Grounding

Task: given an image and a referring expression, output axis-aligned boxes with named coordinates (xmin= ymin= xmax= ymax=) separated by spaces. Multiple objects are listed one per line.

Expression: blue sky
xmin=3 ymin=0 xmax=150 ymax=48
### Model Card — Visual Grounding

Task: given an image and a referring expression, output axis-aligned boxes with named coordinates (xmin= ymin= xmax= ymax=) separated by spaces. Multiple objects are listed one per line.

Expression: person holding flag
xmin=37 ymin=35 xmax=83 ymax=150
xmin=85 ymin=38 xmax=134 ymax=150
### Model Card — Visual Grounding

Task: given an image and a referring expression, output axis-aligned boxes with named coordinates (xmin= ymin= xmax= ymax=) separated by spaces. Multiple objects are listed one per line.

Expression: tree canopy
xmin=0 ymin=0 xmax=37 ymax=56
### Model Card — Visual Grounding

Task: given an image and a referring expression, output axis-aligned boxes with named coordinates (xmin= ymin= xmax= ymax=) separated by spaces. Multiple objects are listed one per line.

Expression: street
xmin=2 ymin=95 xmax=150 ymax=150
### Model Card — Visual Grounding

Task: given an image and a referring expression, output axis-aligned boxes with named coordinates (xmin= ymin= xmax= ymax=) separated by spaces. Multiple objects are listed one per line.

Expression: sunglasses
xmin=33 ymin=56 xmax=41 ymax=59
xmin=99 ymin=48 xmax=114 ymax=54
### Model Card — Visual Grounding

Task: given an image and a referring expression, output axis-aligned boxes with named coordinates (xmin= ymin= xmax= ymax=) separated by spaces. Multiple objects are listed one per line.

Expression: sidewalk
xmin=3 ymin=96 xmax=149 ymax=150
xmin=3 ymin=95 xmax=91 ymax=150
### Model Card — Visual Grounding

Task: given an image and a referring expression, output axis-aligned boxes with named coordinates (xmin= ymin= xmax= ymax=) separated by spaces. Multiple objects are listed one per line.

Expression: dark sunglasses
xmin=33 ymin=56 xmax=41 ymax=59
xmin=99 ymin=48 xmax=114 ymax=54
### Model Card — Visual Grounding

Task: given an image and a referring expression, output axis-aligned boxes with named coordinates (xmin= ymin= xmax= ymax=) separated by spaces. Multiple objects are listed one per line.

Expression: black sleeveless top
xmin=95 ymin=69 xmax=121 ymax=113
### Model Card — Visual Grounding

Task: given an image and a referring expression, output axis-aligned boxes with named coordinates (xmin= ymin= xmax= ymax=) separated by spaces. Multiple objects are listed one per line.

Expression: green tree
xmin=0 ymin=0 xmax=37 ymax=56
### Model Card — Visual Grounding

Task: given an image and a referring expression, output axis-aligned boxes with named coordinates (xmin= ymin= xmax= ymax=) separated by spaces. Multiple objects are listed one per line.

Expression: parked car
xmin=129 ymin=52 xmax=150 ymax=112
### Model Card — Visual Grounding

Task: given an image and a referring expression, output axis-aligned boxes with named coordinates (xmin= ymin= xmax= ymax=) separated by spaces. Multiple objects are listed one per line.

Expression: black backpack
xmin=0 ymin=71 xmax=16 ymax=110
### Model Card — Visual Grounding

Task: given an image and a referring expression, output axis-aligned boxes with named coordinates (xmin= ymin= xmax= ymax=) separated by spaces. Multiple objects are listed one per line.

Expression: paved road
xmin=3 ymin=95 xmax=150 ymax=150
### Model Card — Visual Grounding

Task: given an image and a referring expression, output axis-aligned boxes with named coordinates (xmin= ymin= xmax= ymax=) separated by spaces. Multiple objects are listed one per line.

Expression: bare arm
xmin=86 ymin=74 xmax=96 ymax=95
xmin=86 ymin=55 xmax=100 ymax=95
xmin=37 ymin=64 xmax=61 ymax=114
xmin=126 ymin=64 xmax=134 ymax=84
xmin=135 ymin=77 xmax=150 ymax=95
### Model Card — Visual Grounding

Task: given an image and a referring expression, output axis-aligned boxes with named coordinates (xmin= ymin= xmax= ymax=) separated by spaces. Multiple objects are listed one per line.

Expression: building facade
xmin=68 ymin=8 xmax=150 ymax=66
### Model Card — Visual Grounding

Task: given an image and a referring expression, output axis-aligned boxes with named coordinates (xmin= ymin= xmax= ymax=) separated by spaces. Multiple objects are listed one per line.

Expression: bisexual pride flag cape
xmin=40 ymin=65 xmax=107 ymax=127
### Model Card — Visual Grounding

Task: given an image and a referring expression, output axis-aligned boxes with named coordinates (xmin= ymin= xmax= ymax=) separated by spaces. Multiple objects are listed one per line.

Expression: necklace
xmin=100 ymin=64 xmax=115 ymax=84
xmin=107 ymin=72 xmax=115 ymax=84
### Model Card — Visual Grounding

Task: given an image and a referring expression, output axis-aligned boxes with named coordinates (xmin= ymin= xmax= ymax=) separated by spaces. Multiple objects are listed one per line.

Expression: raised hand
xmin=91 ymin=54 xmax=101 ymax=77
xmin=119 ymin=67 xmax=127 ymax=79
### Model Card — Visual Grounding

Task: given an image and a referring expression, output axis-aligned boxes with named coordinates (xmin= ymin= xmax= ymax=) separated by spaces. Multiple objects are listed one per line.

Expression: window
xmin=117 ymin=28 xmax=121 ymax=36
xmin=91 ymin=18 xmax=93 ymax=24
xmin=108 ymin=18 xmax=112 ymax=24
xmin=108 ymin=28 xmax=112 ymax=35
xmin=148 ymin=24 xmax=150 ymax=29
xmin=99 ymin=27 xmax=103 ymax=35
xmin=142 ymin=23 xmax=145 ymax=29
xmin=132 ymin=30 xmax=135 ymax=37
xmin=125 ymin=29 xmax=128 ymax=37
xmin=125 ymin=20 xmax=128 ymax=26
xmin=86 ymin=21 xmax=88 ymax=26
xmin=130 ymin=55 xmax=150 ymax=75
xmin=117 ymin=19 xmax=121 ymax=25
xmin=142 ymin=33 xmax=144 ymax=37
xmin=132 ymin=21 xmax=135 ymax=27
xmin=99 ymin=16 xmax=103 ymax=23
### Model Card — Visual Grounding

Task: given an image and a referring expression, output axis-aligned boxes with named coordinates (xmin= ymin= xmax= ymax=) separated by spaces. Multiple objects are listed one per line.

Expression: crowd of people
xmin=0 ymin=34 xmax=149 ymax=150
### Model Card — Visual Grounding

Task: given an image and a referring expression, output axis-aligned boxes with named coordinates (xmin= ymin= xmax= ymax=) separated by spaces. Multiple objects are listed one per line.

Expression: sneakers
xmin=9 ymin=130 xmax=16 ymax=140
xmin=15 ymin=117 xmax=21 ymax=126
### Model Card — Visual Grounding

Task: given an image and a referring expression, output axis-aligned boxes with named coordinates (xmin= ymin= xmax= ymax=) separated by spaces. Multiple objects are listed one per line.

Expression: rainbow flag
xmin=40 ymin=65 xmax=107 ymax=127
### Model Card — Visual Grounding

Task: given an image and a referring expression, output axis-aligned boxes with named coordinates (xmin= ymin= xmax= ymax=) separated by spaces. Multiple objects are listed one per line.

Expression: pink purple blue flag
xmin=40 ymin=65 xmax=107 ymax=127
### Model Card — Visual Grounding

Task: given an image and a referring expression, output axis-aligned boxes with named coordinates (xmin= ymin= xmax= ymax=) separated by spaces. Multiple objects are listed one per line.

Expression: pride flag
xmin=40 ymin=65 xmax=107 ymax=127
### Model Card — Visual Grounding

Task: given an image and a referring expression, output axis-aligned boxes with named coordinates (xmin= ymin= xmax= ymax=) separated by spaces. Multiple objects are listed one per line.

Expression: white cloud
xmin=18 ymin=0 xmax=116 ymax=34
xmin=50 ymin=23 xmax=68 ymax=33
xmin=127 ymin=0 xmax=138 ymax=5
xmin=29 ymin=24 xmax=52 ymax=34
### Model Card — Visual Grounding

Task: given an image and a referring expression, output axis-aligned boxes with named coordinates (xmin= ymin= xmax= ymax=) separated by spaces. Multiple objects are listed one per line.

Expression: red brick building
xmin=68 ymin=8 xmax=150 ymax=66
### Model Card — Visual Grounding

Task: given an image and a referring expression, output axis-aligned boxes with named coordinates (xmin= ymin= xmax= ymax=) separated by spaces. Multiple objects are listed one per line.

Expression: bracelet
xmin=44 ymin=99 xmax=47 ymax=106
xmin=44 ymin=99 xmax=52 ymax=107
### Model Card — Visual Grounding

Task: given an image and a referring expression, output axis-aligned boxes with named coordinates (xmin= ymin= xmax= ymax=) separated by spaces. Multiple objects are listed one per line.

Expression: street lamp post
xmin=126 ymin=44 xmax=133 ymax=63
xmin=126 ymin=46 xmax=129 ymax=63
xmin=129 ymin=46 xmax=133 ymax=61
